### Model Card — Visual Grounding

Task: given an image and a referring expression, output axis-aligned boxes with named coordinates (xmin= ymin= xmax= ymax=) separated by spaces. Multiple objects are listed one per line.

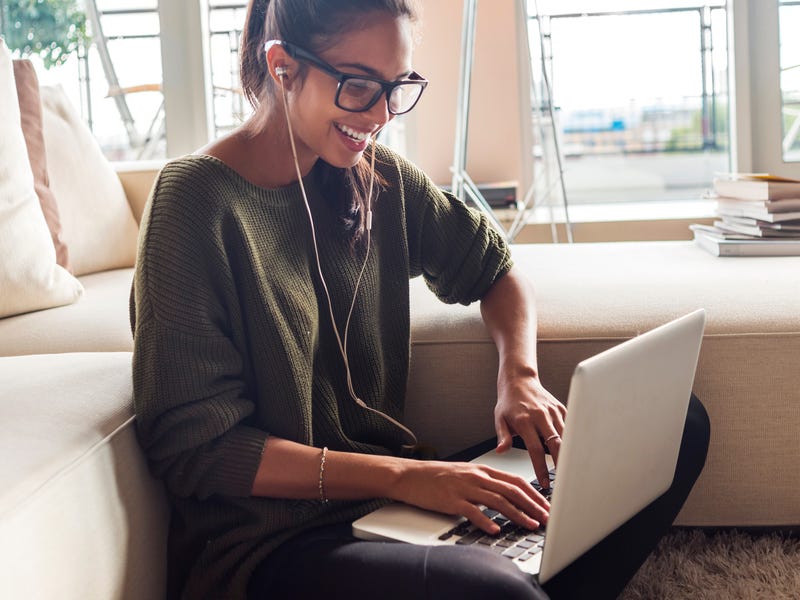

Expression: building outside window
xmin=530 ymin=0 xmax=729 ymax=207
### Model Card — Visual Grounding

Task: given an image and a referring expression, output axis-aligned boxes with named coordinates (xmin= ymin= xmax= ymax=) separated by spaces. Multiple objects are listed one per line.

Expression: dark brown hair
xmin=240 ymin=0 xmax=419 ymax=246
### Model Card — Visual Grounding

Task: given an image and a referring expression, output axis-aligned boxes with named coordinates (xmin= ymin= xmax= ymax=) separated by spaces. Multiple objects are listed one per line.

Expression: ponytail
xmin=240 ymin=0 xmax=272 ymax=108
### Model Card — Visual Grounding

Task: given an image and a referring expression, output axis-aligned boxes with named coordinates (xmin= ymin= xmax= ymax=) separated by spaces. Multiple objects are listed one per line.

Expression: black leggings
xmin=248 ymin=395 xmax=710 ymax=600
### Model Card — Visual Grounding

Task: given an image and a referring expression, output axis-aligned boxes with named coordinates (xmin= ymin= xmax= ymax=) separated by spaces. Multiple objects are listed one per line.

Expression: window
xmin=780 ymin=1 xmax=800 ymax=162
xmin=7 ymin=0 xmax=794 ymax=215
xmin=527 ymin=0 xmax=729 ymax=209
xmin=207 ymin=1 xmax=250 ymax=138
xmin=16 ymin=0 xmax=166 ymax=161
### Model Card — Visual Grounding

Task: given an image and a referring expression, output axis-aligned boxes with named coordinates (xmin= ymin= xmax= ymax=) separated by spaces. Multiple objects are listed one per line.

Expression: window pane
xmin=780 ymin=1 xmax=800 ymax=162
xmin=2 ymin=0 xmax=164 ymax=160
xmin=88 ymin=0 xmax=163 ymax=160
xmin=208 ymin=1 xmax=251 ymax=137
xmin=528 ymin=1 xmax=729 ymax=206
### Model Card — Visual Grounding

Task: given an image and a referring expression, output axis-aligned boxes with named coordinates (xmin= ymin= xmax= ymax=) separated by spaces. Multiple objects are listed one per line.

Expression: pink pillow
xmin=13 ymin=59 xmax=71 ymax=271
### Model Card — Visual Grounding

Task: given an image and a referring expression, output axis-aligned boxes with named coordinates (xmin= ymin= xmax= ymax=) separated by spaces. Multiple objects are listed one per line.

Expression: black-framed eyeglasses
xmin=267 ymin=40 xmax=428 ymax=116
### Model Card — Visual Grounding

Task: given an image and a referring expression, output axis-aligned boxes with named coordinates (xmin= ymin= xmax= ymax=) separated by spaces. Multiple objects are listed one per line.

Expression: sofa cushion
xmin=0 ymin=352 xmax=168 ymax=600
xmin=405 ymin=241 xmax=800 ymax=526
xmin=0 ymin=268 xmax=135 ymax=357
xmin=40 ymin=85 xmax=139 ymax=277
xmin=0 ymin=40 xmax=83 ymax=319
xmin=12 ymin=58 xmax=71 ymax=270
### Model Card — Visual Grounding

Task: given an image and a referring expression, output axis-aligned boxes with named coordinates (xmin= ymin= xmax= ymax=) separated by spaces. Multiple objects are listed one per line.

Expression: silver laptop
xmin=353 ymin=309 xmax=706 ymax=584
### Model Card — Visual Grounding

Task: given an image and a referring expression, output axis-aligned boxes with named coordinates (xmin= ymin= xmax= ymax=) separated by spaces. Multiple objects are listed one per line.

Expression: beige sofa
xmin=3 ymin=158 xmax=800 ymax=598
xmin=2 ymin=62 xmax=799 ymax=600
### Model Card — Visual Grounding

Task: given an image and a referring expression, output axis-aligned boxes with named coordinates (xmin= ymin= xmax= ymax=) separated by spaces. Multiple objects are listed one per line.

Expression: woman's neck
xmin=198 ymin=108 xmax=318 ymax=190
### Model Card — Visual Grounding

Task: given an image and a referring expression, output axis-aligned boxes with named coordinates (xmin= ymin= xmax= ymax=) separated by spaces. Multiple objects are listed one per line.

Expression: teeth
xmin=337 ymin=123 xmax=370 ymax=142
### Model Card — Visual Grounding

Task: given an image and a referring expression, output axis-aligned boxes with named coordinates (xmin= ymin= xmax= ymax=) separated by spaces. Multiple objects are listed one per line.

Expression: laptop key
xmin=455 ymin=530 xmax=485 ymax=545
xmin=502 ymin=546 xmax=527 ymax=559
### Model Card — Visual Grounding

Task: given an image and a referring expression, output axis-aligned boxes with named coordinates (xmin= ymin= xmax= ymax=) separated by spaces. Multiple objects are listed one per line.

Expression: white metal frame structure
xmin=450 ymin=0 xmax=572 ymax=243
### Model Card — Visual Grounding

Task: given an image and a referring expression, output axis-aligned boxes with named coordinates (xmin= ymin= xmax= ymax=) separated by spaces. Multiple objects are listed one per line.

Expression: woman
xmin=131 ymin=1 xmax=709 ymax=598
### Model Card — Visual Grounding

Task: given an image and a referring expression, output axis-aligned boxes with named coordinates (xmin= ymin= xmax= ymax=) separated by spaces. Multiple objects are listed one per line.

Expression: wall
xmin=405 ymin=0 xmax=525 ymax=190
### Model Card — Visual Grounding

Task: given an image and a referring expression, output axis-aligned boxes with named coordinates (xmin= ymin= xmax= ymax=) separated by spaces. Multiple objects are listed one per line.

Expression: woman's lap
xmin=248 ymin=396 xmax=710 ymax=600
xmin=247 ymin=522 xmax=547 ymax=600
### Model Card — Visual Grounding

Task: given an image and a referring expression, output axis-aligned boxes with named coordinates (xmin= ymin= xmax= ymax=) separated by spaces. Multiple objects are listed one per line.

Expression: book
xmin=713 ymin=196 xmax=800 ymax=213
xmin=719 ymin=215 xmax=800 ymax=230
xmin=715 ymin=202 xmax=800 ymax=222
xmin=689 ymin=224 xmax=752 ymax=240
xmin=692 ymin=228 xmax=800 ymax=256
xmin=713 ymin=173 xmax=800 ymax=201
xmin=713 ymin=219 xmax=800 ymax=238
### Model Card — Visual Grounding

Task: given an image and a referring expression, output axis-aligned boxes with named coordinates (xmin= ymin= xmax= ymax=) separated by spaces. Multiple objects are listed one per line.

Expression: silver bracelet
xmin=318 ymin=446 xmax=329 ymax=504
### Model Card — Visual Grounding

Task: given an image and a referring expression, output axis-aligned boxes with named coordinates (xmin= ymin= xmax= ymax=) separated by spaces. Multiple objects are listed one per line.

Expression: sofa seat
xmin=0 ymin=352 xmax=168 ymax=599
xmin=405 ymin=241 xmax=800 ymax=527
xmin=0 ymin=268 xmax=134 ymax=357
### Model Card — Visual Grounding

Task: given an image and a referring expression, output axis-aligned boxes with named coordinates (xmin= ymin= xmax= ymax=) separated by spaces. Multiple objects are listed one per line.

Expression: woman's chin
xmin=322 ymin=151 xmax=366 ymax=169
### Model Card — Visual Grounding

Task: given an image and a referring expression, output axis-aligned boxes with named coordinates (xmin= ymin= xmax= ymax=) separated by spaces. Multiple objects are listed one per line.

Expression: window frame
xmin=157 ymin=0 xmax=792 ymax=238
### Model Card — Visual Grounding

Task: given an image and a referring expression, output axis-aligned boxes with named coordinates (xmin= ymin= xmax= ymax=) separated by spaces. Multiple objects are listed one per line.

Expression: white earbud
xmin=275 ymin=66 xmax=288 ymax=78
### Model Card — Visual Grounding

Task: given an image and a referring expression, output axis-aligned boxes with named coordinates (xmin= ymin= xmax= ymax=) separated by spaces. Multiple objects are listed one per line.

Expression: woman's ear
xmin=265 ymin=41 xmax=296 ymax=86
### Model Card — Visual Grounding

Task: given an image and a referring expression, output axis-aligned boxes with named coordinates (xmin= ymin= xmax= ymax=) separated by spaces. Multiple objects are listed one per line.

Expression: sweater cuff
xmin=203 ymin=426 xmax=268 ymax=498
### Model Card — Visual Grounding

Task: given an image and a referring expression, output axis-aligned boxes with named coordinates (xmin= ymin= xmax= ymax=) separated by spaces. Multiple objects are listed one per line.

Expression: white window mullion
xmin=158 ymin=0 xmax=214 ymax=157
xmin=733 ymin=0 xmax=800 ymax=177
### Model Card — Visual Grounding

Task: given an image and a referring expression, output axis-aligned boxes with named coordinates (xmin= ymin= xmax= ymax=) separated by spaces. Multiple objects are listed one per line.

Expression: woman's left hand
xmin=494 ymin=367 xmax=567 ymax=491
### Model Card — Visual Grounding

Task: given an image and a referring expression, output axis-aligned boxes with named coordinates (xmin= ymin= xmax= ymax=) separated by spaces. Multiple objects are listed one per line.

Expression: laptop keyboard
xmin=437 ymin=469 xmax=556 ymax=563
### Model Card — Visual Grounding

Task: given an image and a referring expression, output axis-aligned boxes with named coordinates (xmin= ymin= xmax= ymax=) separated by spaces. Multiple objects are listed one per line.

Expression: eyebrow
xmin=337 ymin=61 xmax=414 ymax=81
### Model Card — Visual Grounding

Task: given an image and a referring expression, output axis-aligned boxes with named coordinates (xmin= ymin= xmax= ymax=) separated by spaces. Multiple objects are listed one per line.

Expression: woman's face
xmin=287 ymin=13 xmax=414 ymax=169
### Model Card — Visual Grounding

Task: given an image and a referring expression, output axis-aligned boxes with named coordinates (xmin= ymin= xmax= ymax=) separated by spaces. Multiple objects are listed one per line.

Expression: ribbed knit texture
xmin=130 ymin=144 xmax=512 ymax=599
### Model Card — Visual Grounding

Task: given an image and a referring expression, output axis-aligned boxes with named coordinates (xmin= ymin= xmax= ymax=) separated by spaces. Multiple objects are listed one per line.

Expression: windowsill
xmin=494 ymin=198 xmax=717 ymax=224
xmin=489 ymin=199 xmax=717 ymax=243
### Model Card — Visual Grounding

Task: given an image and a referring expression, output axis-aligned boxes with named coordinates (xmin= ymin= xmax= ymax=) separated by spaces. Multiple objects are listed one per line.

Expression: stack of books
xmin=691 ymin=173 xmax=800 ymax=256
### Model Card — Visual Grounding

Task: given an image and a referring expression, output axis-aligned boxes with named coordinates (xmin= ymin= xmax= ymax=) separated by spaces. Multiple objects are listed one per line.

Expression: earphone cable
xmin=278 ymin=73 xmax=417 ymax=446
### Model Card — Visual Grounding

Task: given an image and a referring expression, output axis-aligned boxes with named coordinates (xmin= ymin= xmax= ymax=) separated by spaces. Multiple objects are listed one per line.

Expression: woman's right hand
xmin=391 ymin=459 xmax=550 ymax=535
xmin=250 ymin=437 xmax=548 ymax=535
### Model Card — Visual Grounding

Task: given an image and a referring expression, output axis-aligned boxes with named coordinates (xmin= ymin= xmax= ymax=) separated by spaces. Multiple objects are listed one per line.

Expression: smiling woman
xmin=128 ymin=1 xmax=709 ymax=599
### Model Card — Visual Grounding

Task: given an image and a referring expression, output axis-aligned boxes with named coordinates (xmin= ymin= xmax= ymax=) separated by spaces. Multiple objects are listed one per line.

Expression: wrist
xmin=498 ymin=359 xmax=539 ymax=382
xmin=324 ymin=450 xmax=407 ymax=501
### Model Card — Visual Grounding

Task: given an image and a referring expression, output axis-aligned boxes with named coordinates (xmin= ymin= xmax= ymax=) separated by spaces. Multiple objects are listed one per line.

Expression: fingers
xmin=484 ymin=379 xmax=568 ymax=526
xmin=464 ymin=468 xmax=550 ymax=534
xmin=495 ymin=418 xmax=513 ymax=453
xmin=543 ymin=432 xmax=562 ymax=466
xmin=499 ymin=397 xmax=566 ymax=488
xmin=526 ymin=438 xmax=553 ymax=490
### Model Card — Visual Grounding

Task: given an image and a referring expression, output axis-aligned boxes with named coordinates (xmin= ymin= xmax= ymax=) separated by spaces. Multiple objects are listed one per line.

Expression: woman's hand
xmin=494 ymin=366 xmax=567 ymax=490
xmin=391 ymin=459 xmax=550 ymax=535
xmin=478 ymin=265 xmax=567 ymax=490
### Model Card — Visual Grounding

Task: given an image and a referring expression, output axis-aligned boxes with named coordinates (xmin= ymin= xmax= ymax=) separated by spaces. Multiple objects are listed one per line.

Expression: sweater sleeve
xmin=396 ymin=151 xmax=513 ymax=305
xmin=131 ymin=161 xmax=267 ymax=500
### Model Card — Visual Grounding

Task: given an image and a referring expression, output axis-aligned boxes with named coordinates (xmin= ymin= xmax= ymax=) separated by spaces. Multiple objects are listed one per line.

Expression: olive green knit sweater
xmin=130 ymin=145 xmax=512 ymax=599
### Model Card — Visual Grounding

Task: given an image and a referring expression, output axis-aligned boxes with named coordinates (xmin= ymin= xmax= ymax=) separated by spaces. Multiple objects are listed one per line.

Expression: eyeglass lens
xmin=339 ymin=78 xmax=424 ymax=114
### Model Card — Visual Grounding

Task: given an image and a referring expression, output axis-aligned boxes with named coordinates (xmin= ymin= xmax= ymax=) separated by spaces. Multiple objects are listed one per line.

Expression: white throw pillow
xmin=40 ymin=85 xmax=139 ymax=277
xmin=0 ymin=39 xmax=83 ymax=319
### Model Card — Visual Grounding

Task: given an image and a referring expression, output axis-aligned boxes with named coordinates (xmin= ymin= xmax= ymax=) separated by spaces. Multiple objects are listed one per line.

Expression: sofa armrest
xmin=113 ymin=160 xmax=165 ymax=225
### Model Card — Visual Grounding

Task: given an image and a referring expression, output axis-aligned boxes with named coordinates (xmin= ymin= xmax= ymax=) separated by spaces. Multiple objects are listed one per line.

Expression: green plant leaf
xmin=1 ymin=0 xmax=89 ymax=69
